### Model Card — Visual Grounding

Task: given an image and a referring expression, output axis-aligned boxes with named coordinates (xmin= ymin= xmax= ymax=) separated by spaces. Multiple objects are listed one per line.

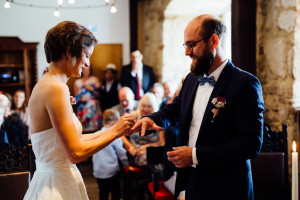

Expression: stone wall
xmin=257 ymin=0 xmax=299 ymax=177
xmin=141 ymin=0 xmax=170 ymax=82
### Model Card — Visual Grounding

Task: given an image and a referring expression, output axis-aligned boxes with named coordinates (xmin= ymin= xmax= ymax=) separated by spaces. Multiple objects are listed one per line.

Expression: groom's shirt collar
xmin=204 ymin=59 xmax=228 ymax=83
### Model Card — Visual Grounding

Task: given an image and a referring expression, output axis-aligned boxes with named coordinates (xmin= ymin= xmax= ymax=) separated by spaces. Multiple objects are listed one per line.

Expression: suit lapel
xmin=198 ymin=62 xmax=234 ymax=135
xmin=142 ymin=66 xmax=146 ymax=90
xmin=180 ymin=74 xmax=200 ymax=145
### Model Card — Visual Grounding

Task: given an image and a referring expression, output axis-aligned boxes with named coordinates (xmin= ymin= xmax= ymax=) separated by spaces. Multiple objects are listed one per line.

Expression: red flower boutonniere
xmin=70 ymin=96 xmax=77 ymax=105
xmin=211 ymin=97 xmax=226 ymax=122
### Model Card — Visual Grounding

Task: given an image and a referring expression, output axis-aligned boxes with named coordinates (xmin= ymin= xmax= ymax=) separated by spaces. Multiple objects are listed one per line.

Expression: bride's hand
xmin=111 ymin=115 xmax=135 ymax=137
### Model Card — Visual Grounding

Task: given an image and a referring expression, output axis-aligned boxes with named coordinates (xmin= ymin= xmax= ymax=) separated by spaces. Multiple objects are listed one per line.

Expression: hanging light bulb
xmin=54 ymin=8 xmax=60 ymax=17
xmin=4 ymin=0 xmax=11 ymax=8
xmin=68 ymin=0 xmax=75 ymax=4
xmin=110 ymin=5 xmax=117 ymax=13
xmin=105 ymin=0 xmax=110 ymax=3
xmin=57 ymin=0 xmax=63 ymax=6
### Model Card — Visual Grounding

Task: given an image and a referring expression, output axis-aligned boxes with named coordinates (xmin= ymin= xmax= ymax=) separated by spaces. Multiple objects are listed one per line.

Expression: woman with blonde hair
xmin=126 ymin=92 xmax=165 ymax=166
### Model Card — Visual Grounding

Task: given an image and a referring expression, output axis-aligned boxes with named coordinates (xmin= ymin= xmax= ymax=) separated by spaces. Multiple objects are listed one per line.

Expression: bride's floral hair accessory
xmin=211 ymin=97 xmax=226 ymax=122
xmin=70 ymin=96 xmax=77 ymax=105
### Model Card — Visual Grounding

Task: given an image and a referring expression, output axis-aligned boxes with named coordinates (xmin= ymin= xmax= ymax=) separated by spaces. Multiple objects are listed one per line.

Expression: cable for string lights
xmin=3 ymin=0 xmax=118 ymax=16
xmin=5 ymin=0 xmax=116 ymax=10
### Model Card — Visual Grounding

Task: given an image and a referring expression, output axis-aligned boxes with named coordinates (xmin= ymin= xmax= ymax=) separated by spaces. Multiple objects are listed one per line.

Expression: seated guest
xmin=123 ymin=93 xmax=165 ymax=167
xmin=120 ymin=50 xmax=156 ymax=100
xmin=0 ymin=93 xmax=9 ymax=143
xmin=92 ymin=109 xmax=128 ymax=200
xmin=0 ymin=93 xmax=28 ymax=146
xmin=151 ymin=82 xmax=165 ymax=106
xmin=11 ymin=89 xmax=29 ymax=126
xmin=98 ymin=63 xmax=121 ymax=112
xmin=111 ymin=87 xmax=139 ymax=116
xmin=160 ymin=81 xmax=178 ymax=109
xmin=123 ymin=93 xmax=165 ymax=200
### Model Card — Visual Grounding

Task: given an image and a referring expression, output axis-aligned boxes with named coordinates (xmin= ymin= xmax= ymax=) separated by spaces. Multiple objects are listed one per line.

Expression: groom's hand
xmin=167 ymin=146 xmax=193 ymax=168
xmin=130 ymin=117 xmax=163 ymax=136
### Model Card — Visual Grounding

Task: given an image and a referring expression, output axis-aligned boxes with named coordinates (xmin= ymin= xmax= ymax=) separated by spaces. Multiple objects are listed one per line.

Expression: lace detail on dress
xmin=24 ymin=114 xmax=88 ymax=200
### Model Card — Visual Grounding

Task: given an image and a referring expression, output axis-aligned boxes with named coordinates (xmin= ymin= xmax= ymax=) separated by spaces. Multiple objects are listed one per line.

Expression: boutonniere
xmin=211 ymin=97 xmax=226 ymax=122
xmin=70 ymin=96 xmax=77 ymax=105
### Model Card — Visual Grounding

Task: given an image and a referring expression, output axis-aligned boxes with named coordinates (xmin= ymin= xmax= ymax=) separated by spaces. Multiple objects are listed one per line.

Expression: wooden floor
xmin=77 ymin=160 xmax=99 ymax=200
xmin=77 ymin=159 xmax=148 ymax=200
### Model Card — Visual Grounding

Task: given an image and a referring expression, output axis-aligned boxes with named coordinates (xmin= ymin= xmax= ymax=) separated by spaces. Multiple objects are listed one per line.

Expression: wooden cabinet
xmin=0 ymin=37 xmax=38 ymax=102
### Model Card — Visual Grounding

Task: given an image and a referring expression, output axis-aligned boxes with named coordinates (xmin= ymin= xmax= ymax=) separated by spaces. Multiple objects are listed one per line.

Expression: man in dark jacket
xmin=131 ymin=14 xmax=264 ymax=200
xmin=120 ymin=50 xmax=156 ymax=100
xmin=99 ymin=63 xmax=121 ymax=112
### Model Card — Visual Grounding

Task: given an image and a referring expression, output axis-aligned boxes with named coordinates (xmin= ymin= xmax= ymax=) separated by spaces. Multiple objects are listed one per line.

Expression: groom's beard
xmin=190 ymin=45 xmax=214 ymax=76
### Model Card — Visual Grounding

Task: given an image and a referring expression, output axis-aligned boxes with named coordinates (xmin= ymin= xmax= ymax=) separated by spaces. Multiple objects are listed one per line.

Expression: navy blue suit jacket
xmin=120 ymin=64 xmax=156 ymax=99
xmin=148 ymin=61 xmax=264 ymax=200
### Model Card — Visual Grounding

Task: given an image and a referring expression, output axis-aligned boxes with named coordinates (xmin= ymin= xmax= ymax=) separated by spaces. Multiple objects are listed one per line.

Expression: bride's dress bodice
xmin=31 ymin=113 xmax=82 ymax=170
xmin=24 ymin=114 xmax=89 ymax=200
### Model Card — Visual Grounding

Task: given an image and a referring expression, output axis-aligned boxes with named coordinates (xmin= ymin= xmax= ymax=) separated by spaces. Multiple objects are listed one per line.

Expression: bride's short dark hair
xmin=44 ymin=21 xmax=97 ymax=63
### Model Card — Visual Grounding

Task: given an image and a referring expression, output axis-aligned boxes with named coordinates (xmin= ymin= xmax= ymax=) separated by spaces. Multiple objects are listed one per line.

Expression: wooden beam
xmin=231 ymin=0 xmax=257 ymax=75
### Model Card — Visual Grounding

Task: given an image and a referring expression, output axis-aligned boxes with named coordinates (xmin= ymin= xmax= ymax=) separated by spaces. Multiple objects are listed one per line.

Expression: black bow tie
xmin=199 ymin=76 xmax=215 ymax=86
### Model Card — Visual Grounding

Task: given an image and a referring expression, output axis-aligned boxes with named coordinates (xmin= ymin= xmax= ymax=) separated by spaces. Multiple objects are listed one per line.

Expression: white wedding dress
xmin=24 ymin=114 xmax=89 ymax=200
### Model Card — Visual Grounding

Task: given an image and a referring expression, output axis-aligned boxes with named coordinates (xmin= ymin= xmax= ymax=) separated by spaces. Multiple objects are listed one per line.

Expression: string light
xmin=3 ymin=0 xmax=11 ymax=8
xmin=57 ymin=0 xmax=63 ymax=6
xmin=54 ymin=8 xmax=60 ymax=17
xmin=4 ymin=0 xmax=118 ymax=16
xmin=106 ymin=0 xmax=117 ymax=13
xmin=110 ymin=5 xmax=117 ymax=13
xmin=68 ymin=0 xmax=75 ymax=4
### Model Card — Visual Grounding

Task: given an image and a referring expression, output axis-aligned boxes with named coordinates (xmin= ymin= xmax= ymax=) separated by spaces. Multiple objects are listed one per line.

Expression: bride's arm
xmin=79 ymin=128 xmax=113 ymax=142
xmin=46 ymin=83 xmax=134 ymax=164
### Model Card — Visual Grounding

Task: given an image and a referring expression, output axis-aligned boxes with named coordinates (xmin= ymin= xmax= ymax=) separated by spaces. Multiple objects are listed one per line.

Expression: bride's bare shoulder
xmin=30 ymin=77 xmax=69 ymax=103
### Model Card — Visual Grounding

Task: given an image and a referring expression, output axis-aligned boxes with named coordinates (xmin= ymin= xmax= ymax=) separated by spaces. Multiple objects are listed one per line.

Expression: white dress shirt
xmin=189 ymin=59 xmax=228 ymax=166
xmin=92 ymin=127 xmax=129 ymax=179
xmin=131 ymin=64 xmax=144 ymax=96
xmin=105 ymin=79 xmax=121 ymax=92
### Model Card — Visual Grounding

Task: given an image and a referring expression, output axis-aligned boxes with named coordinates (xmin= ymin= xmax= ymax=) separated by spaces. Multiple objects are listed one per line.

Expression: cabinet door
xmin=67 ymin=44 xmax=123 ymax=96
xmin=0 ymin=50 xmax=26 ymax=94
xmin=0 ymin=37 xmax=38 ymax=102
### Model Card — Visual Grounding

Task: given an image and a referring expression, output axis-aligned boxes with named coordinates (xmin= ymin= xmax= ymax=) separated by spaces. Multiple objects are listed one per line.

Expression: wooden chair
xmin=147 ymin=146 xmax=175 ymax=200
xmin=251 ymin=123 xmax=290 ymax=200
xmin=0 ymin=143 xmax=30 ymax=199
xmin=123 ymin=165 xmax=149 ymax=200
xmin=0 ymin=171 xmax=30 ymax=200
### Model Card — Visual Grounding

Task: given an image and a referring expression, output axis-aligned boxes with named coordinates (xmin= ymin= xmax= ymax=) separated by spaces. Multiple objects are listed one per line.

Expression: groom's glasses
xmin=183 ymin=39 xmax=204 ymax=53
xmin=183 ymin=36 xmax=211 ymax=53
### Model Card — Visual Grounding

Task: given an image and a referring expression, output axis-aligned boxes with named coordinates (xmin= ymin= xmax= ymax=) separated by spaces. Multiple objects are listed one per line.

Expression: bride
xmin=24 ymin=21 xmax=135 ymax=200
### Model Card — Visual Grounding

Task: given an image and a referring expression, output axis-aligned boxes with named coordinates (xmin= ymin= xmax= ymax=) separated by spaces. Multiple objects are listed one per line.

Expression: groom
xmin=131 ymin=14 xmax=264 ymax=200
